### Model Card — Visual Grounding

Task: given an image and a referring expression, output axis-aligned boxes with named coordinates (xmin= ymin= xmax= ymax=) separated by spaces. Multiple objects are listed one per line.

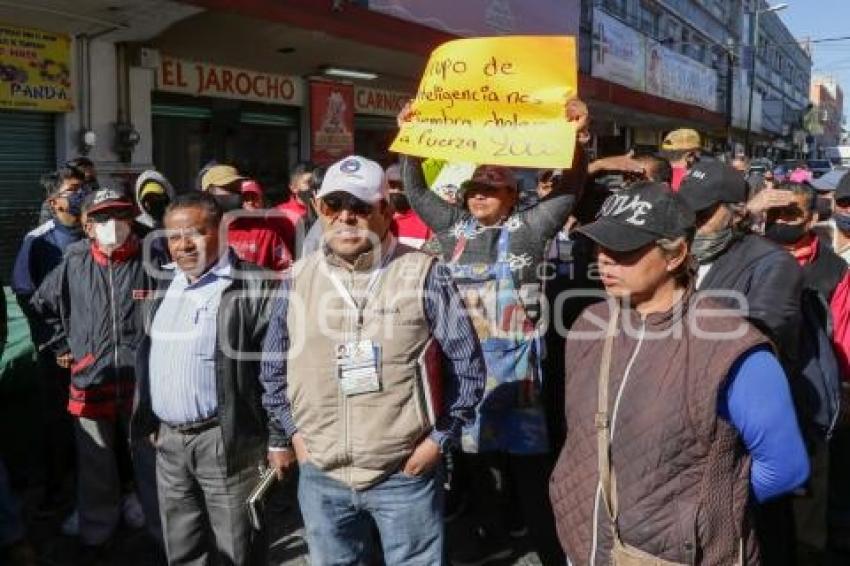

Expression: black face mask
xmin=144 ymin=196 xmax=169 ymax=222
xmin=388 ymin=193 xmax=410 ymax=213
xmin=765 ymin=222 xmax=807 ymax=245
xmin=213 ymin=193 xmax=243 ymax=212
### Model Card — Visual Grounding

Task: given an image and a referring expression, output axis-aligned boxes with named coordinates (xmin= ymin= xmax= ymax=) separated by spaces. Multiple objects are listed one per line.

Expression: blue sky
xmin=780 ymin=0 xmax=850 ymax=117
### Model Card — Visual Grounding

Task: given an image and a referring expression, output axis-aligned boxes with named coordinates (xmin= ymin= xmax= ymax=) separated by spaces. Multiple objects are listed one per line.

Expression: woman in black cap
xmin=549 ymin=181 xmax=809 ymax=566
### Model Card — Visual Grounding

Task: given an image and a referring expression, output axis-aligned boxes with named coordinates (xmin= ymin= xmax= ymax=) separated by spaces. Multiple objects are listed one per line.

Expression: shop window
xmin=151 ymin=93 xmax=300 ymax=203
xmin=665 ymin=20 xmax=680 ymax=45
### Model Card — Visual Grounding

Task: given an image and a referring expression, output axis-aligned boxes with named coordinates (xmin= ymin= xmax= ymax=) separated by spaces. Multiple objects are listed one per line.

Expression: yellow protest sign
xmin=391 ymin=36 xmax=577 ymax=168
xmin=0 ymin=23 xmax=72 ymax=112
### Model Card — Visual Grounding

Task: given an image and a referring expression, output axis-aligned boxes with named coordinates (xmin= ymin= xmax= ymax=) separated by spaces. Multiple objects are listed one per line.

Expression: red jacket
xmin=391 ymin=210 xmax=433 ymax=249
xmin=671 ymin=166 xmax=688 ymax=192
xmin=273 ymin=197 xmax=309 ymax=257
xmin=226 ymin=217 xmax=292 ymax=271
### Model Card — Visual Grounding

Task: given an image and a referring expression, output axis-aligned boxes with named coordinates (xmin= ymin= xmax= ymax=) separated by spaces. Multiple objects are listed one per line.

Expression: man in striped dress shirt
xmin=132 ymin=192 xmax=278 ymax=565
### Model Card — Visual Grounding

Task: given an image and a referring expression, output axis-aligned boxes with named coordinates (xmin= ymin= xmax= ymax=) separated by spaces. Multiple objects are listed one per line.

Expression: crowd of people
xmin=0 ymin=100 xmax=849 ymax=566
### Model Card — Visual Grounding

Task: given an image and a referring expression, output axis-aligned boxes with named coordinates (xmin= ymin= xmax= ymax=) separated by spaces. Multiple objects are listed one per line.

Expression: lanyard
xmin=326 ymin=241 xmax=396 ymax=336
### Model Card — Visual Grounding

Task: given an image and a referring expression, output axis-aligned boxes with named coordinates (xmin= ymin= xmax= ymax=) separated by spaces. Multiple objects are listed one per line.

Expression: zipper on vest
xmin=590 ymin=320 xmax=646 ymax=566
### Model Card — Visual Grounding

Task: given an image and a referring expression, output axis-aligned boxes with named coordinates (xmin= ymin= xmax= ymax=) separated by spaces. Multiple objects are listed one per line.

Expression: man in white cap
xmin=260 ymin=155 xmax=485 ymax=564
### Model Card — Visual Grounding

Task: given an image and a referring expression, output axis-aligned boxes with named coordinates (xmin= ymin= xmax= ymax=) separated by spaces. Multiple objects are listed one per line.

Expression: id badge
xmin=336 ymin=340 xmax=381 ymax=396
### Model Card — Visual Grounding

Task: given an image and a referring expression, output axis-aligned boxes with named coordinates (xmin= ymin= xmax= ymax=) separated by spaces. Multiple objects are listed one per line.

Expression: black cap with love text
xmin=578 ymin=181 xmax=695 ymax=252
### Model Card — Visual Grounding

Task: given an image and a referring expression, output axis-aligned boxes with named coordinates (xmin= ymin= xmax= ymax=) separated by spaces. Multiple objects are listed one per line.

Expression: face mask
xmin=213 ymin=193 xmax=243 ymax=212
xmin=691 ymin=227 xmax=734 ymax=264
xmin=66 ymin=190 xmax=86 ymax=217
xmin=765 ymin=222 xmax=807 ymax=245
xmin=144 ymin=196 xmax=169 ymax=223
xmin=834 ymin=213 xmax=850 ymax=234
xmin=94 ymin=219 xmax=130 ymax=250
xmin=388 ymin=193 xmax=410 ymax=213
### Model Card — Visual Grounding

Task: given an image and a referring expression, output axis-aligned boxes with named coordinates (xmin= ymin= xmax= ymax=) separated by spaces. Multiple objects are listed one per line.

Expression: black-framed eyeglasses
xmin=319 ymin=194 xmax=375 ymax=217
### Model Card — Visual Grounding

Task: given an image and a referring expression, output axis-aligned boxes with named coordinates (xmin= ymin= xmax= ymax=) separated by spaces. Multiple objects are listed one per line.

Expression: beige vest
xmin=287 ymin=238 xmax=436 ymax=490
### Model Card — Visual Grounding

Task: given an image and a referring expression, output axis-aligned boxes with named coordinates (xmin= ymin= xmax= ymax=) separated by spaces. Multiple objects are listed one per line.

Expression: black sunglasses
xmin=320 ymin=194 xmax=375 ymax=216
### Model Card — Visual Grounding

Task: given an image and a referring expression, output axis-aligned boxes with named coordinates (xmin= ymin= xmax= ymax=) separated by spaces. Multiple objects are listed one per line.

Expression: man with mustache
xmin=260 ymin=155 xmax=485 ymax=564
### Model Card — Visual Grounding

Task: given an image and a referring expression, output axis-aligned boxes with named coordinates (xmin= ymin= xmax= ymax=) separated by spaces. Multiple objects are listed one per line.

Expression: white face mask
xmin=94 ymin=219 xmax=130 ymax=252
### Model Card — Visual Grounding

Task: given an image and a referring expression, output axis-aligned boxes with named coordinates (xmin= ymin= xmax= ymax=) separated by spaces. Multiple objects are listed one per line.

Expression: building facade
xmin=809 ymin=75 xmax=845 ymax=156
xmin=744 ymin=0 xmax=812 ymax=157
xmin=584 ymin=0 xmax=811 ymax=158
xmin=0 ymin=0 xmax=813 ymax=277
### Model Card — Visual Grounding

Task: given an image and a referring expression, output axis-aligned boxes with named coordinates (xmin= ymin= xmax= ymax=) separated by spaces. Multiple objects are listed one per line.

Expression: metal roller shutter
xmin=0 ymin=110 xmax=55 ymax=280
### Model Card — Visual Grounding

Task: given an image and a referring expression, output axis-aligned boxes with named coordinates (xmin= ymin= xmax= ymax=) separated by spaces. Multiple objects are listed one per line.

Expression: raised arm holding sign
xmin=391 ymin=36 xmax=579 ymax=169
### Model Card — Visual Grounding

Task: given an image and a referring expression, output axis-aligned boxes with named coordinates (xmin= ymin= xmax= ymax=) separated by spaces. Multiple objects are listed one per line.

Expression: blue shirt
xmin=259 ymin=261 xmax=486 ymax=450
xmin=719 ymin=346 xmax=810 ymax=502
xmin=148 ymin=253 xmax=233 ymax=425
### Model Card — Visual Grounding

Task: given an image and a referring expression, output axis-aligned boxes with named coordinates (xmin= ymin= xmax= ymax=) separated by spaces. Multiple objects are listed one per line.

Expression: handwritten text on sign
xmin=391 ymin=36 xmax=577 ymax=168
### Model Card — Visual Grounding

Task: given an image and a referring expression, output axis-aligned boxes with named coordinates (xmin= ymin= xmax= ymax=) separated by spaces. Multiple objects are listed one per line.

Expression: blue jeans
xmin=298 ymin=462 xmax=444 ymax=565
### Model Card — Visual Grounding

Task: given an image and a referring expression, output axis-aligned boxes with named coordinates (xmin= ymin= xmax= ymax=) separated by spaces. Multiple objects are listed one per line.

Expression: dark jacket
xmin=797 ymin=239 xmax=847 ymax=439
xmin=30 ymin=237 xmax=151 ymax=417
xmin=130 ymin=255 xmax=278 ymax=474
xmin=698 ymin=233 xmax=802 ymax=367
xmin=801 ymin=238 xmax=847 ymax=302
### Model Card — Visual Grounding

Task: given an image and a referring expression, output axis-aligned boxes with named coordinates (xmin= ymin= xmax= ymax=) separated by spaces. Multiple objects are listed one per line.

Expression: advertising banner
xmin=0 ymin=23 xmax=72 ymax=112
xmin=310 ymin=81 xmax=355 ymax=165
xmin=391 ymin=36 xmax=578 ymax=169
xmin=368 ymin=0 xmax=580 ymax=37
xmin=156 ymin=55 xmax=304 ymax=106
xmin=591 ymin=9 xmax=645 ymax=92
xmin=646 ymin=42 xmax=718 ymax=112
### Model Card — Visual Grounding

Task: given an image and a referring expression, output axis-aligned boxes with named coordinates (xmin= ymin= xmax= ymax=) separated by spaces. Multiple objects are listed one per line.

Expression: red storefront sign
xmin=156 ymin=55 xmax=304 ymax=106
xmin=354 ymin=86 xmax=410 ymax=117
xmin=310 ymin=81 xmax=354 ymax=165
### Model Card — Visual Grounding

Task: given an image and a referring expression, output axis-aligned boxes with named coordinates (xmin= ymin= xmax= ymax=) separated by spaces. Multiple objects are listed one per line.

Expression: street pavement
xmin=22 ymin=480 xmax=544 ymax=566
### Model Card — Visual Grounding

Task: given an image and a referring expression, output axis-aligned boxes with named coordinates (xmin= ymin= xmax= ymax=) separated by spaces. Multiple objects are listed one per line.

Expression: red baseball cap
xmin=241 ymin=179 xmax=263 ymax=196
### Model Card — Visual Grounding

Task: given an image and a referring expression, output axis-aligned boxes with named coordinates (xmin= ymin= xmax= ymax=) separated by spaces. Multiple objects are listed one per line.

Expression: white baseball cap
xmin=316 ymin=155 xmax=388 ymax=204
